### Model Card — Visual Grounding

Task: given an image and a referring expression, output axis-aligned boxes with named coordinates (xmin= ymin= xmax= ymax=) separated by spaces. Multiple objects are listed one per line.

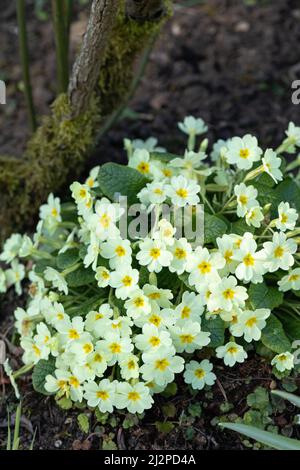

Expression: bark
xmin=0 ymin=0 xmax=170 ymax=243
xmin=68 ymin=0 xmax=120 ymax=117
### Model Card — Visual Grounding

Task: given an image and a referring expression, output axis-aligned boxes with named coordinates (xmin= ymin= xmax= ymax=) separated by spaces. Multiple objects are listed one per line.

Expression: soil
xmin=1 ymin=0 xmax=300 ymax=451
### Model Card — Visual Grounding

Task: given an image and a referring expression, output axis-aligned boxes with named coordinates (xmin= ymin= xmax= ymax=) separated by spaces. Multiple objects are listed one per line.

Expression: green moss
xmin=0 ymin=0 xmax=171 ymax=242
xmin=97 ymin=2 xmax=171 ymax=115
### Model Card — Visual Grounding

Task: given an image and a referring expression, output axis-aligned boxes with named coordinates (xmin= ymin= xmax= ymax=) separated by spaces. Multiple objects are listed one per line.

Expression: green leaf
xmin=55 ymin=396 xmax=73 ymax=410
xmin=77 ymin=413 xmax=90 ymax=433
xmin=201 ymin=316 xmax=225 ymax=348
xmin=188 ymin=403 xmax=202 ymax=418
xmin=161 ymin=382 xmax=177 ymax=398
xmin=276 ymin=311 xmax=300 ymax=342
xmin=248 ymin=282 xmax=283 ymax=310
xmin=156 ymin=268 xmax=181 ymax=291
xmin=32 ymin=358 xmax=56 ymax=395
xmin=204 ymin=213 xmax=227 ymax=244
xmin=155 ymin=421 xmax=175 ymax=434
xmin=162 ymin=403 xmax=177 ymax=418
xmin=271 ymin=390 xmax=300 ymax=408
xmin=219 ymin=423 xmax=300 ymax=450
xmin=150 ymin=151 xmax=181 ymax=163
xmin=95 ymin=409 xmax=109 ymax=424
xmin=246 ymin=387 xmax=270 ymax=412
xmin=229 ymin=219 xmax=255 ymax=236
xmin=65 ymin=264 xmax=95 ymax=287
xmin=254 ymin=177 xmax=300 ymax=217
xmin=178 ymin=272 xmax=196 ymax=292
xmin=98 ymin=162 xmax=149 ymax=205
xmin=57 ymin=248 xmax=80 ymax=270
xmin=261 ymin=315 xmax=291 ymax=354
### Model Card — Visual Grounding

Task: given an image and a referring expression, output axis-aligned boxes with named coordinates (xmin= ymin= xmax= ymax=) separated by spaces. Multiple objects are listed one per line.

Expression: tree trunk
xmin=0 ymin=0 xmax=170 ymax=243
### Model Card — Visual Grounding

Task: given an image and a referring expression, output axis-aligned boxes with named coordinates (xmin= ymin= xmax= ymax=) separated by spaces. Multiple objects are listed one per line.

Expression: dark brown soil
xmin=1 ymin=0 xmax=300 ymax=451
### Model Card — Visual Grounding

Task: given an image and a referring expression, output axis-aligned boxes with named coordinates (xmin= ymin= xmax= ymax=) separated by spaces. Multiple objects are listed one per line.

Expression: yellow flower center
xmin=149 ymin=336 xmax=161 ymax=347
xmin=128 ymin=391 xmax=141 ymax=401
xmin=239 ymin=195 xmax=248 ymax=205
xmin=278 ymin=354 xmax=287 ymax=362
xmin=163 ymin=168 xmax=172 ymax=177
xmin=137 ymin=162 xmax=150 ymax=174
xmin=176 ymin=188 xmax=188 ymax=199
xmin=115 ymin=245 xmax=126 ymax=257
xmin=239 ymin=148 xmax=250 ymax=159
xmin=227 ymin=346 xmax=238 ymax=354
xmin=57 ymin=313 xmax=64 ymax=320
xmin=150 ymin=248 xmax=161 ymax=259
xmin=110 ymin=342 xmax=121 ymax=354
xmin=289 ymin=274 xmax=300 ymax=282
xmin=149 ymin=314 xmax=161 ymax=327
xmin=83 ymin=343 xmax=93 ymax=354
xmin=224 ymin=250 xmax=233 ymax=263
xmin=243 ymin=253 xmax=255 ymax=266
xmin=58 ymin=380 xmax=67 ymax=389
xmin=128 ymin=360 xmax=136 ymax=369
xmin=51 ymin=208 xmax=58 ymax=218
xmin=100 ymin=213 xmax=111 ymax=228
xmin=148 ymin=292 xmax=160 ymax=300
xmin=79 ymin=188 xmax=87 ymax=198
xmin=181 ymin=306 xmax=191 ymax=319
xmin=101 ymin=270 xmax=110 ymax=280
xmin=194 ymin=368 xmax=205 ymax=379
xmin=155 ymin=358 xmax=170 ymax=371
xmin=69 ymin=376 xmax=80 ymax=388
xmin=95 ymin=313 xmax=104 ymax=320
xmin=134 ymin=297 xmax=145 ymax=308
xmin=174 ymin=248 xmax=186 ymax=260
xmin=154 ymin=188 xmax=163 ymax=195
xmin=246 ymin=317 xmax=257 ymax=327
xmin=97 ymin=390 xmax=109 ymax=400
xmin=68 ymin=329 xmax=80 ymax=340
xmin=33 ymin=345 xmax=41 ymax=357
xmin=274 ymin=246 xmax=284 ymax=258
xmin=198 ymin=261 xmax=211 ymax=274
xmin=223 ymin=288 xmax=235 ymax=300
xmin=87 ymin=178 xmax=94 ymax=188
xmin=180 ymin=334 xmax=195 ymax=344
xmin=122 ymin=275 xmax=132 ymax=287
xmin=94 ymin=353 xmax=103 ymax=363
xmin=281 ymin=213 xmax=288 ymax=224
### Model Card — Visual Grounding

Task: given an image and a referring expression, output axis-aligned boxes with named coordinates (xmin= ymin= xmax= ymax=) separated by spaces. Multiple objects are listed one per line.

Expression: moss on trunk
xmin=0 ymin=1 xmax=171 ymax=242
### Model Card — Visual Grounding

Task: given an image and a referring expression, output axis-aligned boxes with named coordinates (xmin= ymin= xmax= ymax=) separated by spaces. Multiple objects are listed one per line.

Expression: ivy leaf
xmin=65 ymin=264 xmax=95 ymax=287
xmin=261 ymin=315 xmax=291 ymax=354
xmin=98 ymin=162 xmax=149 ymax=205
xmin=57 ymin=248 xmax=80 ymax=270
xmin=248 ymin=282 xmax=283 ymax=310
xmin=204 ymin=213 xmax=227 ymax=244
xmin=201 ymin=316 xmax=225 ymax=348
xmin=32 ymin=358 xmax=56 ymax=395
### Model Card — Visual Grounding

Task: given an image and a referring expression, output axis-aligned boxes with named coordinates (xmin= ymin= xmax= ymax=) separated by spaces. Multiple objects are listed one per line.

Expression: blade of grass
xmin=16 ymin=0 xmax=37 ymax=132
xmin=6 ymin=409 xmax=11 ymax=450
xmin=271 ymin=390 xmax=300 ymax=408
xmin=29 ymin=428 xmax=37 ymax=450
xmin=63 ymin=0 xmax=73 ymax=57
xmin=52 ymin=0 xmax=69 ymax=92
xmin=12 ymin=402 xmax=22 ymax=450
xmin=220 ymin=422 xmax=300 ymax=450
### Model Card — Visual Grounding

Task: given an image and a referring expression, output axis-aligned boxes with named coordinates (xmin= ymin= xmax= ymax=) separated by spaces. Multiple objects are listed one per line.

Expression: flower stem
xmin=51 ymin=0 xmax=69 ymax=93
xmin=16 ymin=0 xmax=37 ymax=132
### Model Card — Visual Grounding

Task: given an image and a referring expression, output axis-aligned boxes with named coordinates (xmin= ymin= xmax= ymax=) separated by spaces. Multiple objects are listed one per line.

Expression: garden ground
xmin=1 ymin=0 xmax=300 ymax=450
